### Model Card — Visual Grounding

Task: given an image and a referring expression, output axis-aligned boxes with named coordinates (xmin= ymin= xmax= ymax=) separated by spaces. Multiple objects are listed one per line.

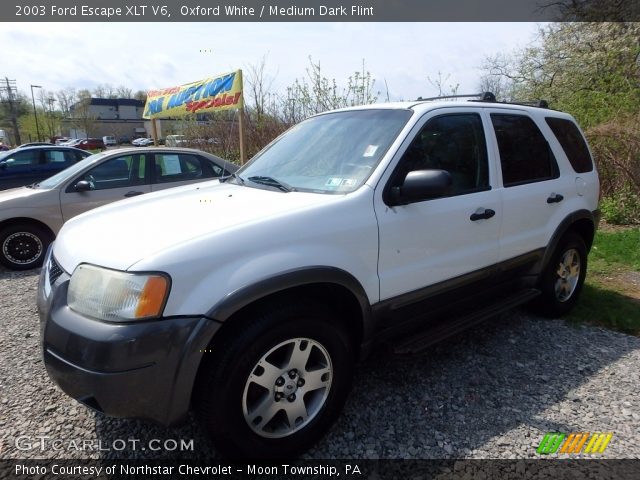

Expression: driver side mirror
xmin=388 ymin=169 xmax=452 ymax=206
xmin=74 ymin=180 xmax=91 ymax=192
xmin=0 ymin=159 xmax=14 ymax=169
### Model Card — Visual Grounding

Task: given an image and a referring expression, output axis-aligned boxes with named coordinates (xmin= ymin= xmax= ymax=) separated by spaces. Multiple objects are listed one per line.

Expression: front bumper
xmin=37 ymin=253 xmax=222 ymax=426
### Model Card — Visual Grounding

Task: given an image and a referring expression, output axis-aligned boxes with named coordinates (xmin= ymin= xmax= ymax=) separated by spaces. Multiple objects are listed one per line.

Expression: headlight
xmin=68 ymin=264 xmax=170 ymax=322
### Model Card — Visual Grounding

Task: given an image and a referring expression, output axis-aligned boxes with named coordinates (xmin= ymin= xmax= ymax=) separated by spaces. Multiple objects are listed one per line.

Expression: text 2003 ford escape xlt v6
xmin=38 ymin=94 xmax=599 ymax=458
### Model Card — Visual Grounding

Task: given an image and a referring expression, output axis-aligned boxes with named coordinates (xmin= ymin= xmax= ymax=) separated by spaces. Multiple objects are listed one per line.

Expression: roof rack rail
xmin=471 ymin=95 xmax=550 ymax=109
xmin=416 ymin=92 xmax=495 ymax=102
xmin=415 ymin=92 xmax=549 ymax=109
xmin=501 ymin=100 xmax=550 ymax=109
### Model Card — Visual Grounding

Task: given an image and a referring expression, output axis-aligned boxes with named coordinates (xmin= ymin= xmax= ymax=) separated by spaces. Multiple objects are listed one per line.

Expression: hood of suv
xmin=53 ymin=181 xmax=338 ymax=273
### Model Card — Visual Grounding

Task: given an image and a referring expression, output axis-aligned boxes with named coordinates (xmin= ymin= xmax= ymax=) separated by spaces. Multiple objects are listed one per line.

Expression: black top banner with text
xmin=5 ymin=0 xmax=640 ymax=22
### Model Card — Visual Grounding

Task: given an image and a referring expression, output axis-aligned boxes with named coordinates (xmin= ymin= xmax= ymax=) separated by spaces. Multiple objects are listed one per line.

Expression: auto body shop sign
xmin=143 ymin=70 xmax=243 ymax=119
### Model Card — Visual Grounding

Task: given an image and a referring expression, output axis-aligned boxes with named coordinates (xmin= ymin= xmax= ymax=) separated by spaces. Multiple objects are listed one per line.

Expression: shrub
xmin=600 ymin=185 xmax=640 ymax=225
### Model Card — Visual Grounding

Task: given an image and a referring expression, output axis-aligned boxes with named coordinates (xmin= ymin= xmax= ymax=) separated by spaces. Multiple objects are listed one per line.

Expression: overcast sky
xmin=2 ymin=22 xmax=542 ymax=102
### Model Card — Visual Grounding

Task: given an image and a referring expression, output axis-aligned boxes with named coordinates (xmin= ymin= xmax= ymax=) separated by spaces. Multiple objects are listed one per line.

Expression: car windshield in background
xmin=36 ymin=152 xmax=107 ymax=189
xmin=238 ymin=109 xmax=413 ymax=194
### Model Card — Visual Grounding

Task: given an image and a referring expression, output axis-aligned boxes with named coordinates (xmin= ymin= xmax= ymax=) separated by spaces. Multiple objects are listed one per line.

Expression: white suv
xmin=38 ymin=95 xmax=599 ymax=458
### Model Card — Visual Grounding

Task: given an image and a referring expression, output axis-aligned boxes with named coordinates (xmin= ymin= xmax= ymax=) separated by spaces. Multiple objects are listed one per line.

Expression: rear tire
xmin=0 ymin=223 xmax=52 ymax=270
xmin=193 ymin=301 xmax=354 ymax=459
xmin=534 ymin=232 xmax=587 ymax=318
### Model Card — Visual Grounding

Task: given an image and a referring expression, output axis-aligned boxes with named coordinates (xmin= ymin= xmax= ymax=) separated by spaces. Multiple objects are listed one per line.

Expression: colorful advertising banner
xmin=143 ymin=70 xmax=243 ymax=119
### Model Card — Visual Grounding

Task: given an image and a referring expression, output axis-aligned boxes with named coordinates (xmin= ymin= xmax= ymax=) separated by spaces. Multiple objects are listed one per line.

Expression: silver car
xmin=0 ymin=147 xmax=238 ymax=270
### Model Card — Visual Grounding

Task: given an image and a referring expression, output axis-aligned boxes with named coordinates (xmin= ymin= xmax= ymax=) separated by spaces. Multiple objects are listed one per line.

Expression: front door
xmin=0 ymin=149 xmax=42 ymax=189
xmin=60 ymin=153 xmax=151 ymax=221
xmin=375 ymin=110 xmax=502 ymax=302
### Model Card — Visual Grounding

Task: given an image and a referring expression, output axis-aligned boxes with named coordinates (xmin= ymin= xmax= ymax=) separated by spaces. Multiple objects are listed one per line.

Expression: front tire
xmin=193 ymin=301 xmax=355 ymax=459
xmin=534 ymin=232 xmax=587 ymax=317
xmin=0 ymin=224 xmax=52 ymax=270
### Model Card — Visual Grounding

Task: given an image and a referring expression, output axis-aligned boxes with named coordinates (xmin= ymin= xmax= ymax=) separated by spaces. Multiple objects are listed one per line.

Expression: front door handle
xmin=470 ymin=208 xmax=496 ymax=221
xmin=547 ymin=193 xmax=564 ymax=204
xmin=124 ymin=191 xmax=144 ymax=198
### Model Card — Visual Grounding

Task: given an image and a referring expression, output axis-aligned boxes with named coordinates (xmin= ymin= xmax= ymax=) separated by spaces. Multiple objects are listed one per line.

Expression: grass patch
xmin=566 ymin=226 xmax=640 ymax=335
xmin=589 ymin=228 xmax=640 ymax=270
xmin=569 ymin=284 xmax=640 ymax=335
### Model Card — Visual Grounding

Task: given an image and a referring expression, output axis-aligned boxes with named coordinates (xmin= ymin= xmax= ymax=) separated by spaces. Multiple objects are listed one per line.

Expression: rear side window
xmin=154 ymin=153 xmax=217 ymax=183
xmin=491 ymin=114 xmax=559 ymax=187
xmin=75 ymin=150 xmax=91 ymax=161
xmin=44 ymin=150 xmax=76 ymax=165
xmin=545 ymin=117 xmax=593 ymax=173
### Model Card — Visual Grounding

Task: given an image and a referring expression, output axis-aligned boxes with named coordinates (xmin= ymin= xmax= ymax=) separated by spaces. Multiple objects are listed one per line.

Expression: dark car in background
xmin=0 ymin=146 xmax=91 ymax=190
xmin=76 ymin=138 xmax=106 ymax=151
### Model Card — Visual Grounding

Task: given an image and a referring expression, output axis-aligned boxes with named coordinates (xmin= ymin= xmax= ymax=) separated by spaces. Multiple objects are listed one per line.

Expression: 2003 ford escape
xmin=38 ymin=93 xmax=599 ymax=458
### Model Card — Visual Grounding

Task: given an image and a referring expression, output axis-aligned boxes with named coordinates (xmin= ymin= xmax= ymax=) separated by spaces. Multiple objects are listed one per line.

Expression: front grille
xmin=48 ymin=256 xmax=63 ymax=286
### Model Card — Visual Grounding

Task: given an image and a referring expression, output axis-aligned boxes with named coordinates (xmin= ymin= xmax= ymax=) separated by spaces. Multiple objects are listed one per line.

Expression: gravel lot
xmin=1 ymin=266 xmax=639 ymax=460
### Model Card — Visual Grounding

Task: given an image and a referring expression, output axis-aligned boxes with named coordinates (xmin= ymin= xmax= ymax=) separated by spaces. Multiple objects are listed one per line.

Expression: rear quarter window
xmin=545 ymin=117 xmax=594 ymax=173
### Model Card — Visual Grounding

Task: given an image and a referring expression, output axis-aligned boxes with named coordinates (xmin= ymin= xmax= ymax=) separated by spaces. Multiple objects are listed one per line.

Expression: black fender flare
xmin=533 ymin=209 xmax=598 ymax=276
xmin=206 ymin=266 xmax=375 ymax=349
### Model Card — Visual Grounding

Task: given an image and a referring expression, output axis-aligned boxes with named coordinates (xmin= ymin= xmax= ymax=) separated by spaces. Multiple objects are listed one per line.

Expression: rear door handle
xmin=547 ymin=193 xmax=564 ymax=204
xmin=124 ymin=191 xmax=144 ymax=197
xmin=470 ymin=208 xmax=495 ymax=221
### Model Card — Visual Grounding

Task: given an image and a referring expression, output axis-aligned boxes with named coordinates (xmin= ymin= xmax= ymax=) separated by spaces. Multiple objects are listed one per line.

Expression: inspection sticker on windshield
xmin=363 ymin=145 xmax=379 ymax=157
xmin=341 ymin=178 xmax=357 ymax=187
xmin=326 ymin=178 xmax=343 ymax=187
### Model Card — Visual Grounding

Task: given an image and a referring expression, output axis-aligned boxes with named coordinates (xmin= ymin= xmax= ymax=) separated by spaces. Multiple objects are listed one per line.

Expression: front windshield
xmin=238 ymin=109 xmax=412 ymax=194
xmin=36 ymin=152 xmax=107 ymax=189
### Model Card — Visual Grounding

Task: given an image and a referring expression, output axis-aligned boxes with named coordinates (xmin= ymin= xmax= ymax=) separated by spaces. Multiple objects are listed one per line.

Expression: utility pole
xmin=0 ymin=77 xmax=22 ymax=145
xmin=31 ymin=85 xmax=42 ymax=141
xmin=47 ymin=96 xmax=56 ymax=138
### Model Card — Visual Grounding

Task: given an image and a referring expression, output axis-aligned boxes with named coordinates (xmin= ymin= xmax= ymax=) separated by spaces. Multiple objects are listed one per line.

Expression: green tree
xmin=69 ymin=90 xmax=96 ymax=138
xmin=0 ymin=91 xmax=29 ymax=145
xmin=483 ymin=22 xmax=640 ymax=127
xmin=282 ymin=57 xmax=379 ymax=124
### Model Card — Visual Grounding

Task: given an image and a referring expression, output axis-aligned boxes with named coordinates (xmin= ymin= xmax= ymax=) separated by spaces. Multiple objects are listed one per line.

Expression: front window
xmin=0 ymin=149 xmax=39 ymax=168
xmin=390 ymin=113 xmax=490 ymax=198
xmin=238 ymin=109 xmax=412 ymax=194
xmin=36 ymin=153 xmax=106 ymax=189
xmin=79 ymin=154 xmax=147 ymax=190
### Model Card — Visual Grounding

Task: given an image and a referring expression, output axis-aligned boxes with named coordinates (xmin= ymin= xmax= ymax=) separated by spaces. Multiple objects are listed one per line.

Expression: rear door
xmin=487 ymin=110 xmax=572 ymax=262
xmin=150 ymin=152 xmax=225 ymax=191
xmin=60 ymin=152 xmax=151 ymax=221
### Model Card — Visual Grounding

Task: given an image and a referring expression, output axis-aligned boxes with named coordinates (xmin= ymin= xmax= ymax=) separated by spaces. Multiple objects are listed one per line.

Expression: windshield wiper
xmin=25 ymin=183 xmax=38 ymax=188
xmin=221 ymin=172 xmax=245 ymax=185
xmin=247 ymin=176 xmax=296 ymax=192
